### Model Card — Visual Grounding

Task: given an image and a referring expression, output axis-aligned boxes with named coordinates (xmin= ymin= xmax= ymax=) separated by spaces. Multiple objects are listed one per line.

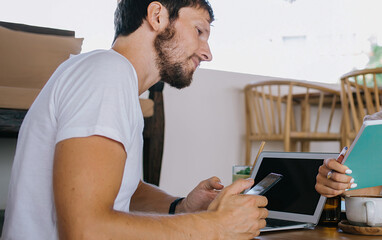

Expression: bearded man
xmin=2 ymin=1 xmax=268 ymax=239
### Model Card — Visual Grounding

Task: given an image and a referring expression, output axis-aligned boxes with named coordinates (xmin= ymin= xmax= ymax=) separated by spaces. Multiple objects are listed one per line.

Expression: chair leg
xmin=284 ymin=138 xmax=290 ymax=152
xmin=340 ymin=117 xmax=346 ymax=149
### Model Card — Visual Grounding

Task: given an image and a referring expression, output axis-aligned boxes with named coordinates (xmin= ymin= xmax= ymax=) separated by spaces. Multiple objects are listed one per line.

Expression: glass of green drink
xmin=232 ymin=165 xmax=252 ymax=183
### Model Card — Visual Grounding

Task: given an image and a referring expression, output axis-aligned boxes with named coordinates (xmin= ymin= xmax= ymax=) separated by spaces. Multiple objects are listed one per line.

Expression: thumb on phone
xmin=207 ymin=178 xmax=255 ymax=212
xmin=224 ymin=178 xmax=254 ymax=196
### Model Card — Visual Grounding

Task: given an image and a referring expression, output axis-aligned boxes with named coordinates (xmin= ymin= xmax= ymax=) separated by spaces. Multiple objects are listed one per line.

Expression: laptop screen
xmin=250 ymin=152 xmax=338 ymax=223
xmin=254 ymin=157 xmax=322 ymax=215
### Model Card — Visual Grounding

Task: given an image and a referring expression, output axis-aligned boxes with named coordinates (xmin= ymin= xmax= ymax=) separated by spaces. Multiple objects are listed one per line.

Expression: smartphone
xmin=244 ymin=173 xmax=283 ymax=196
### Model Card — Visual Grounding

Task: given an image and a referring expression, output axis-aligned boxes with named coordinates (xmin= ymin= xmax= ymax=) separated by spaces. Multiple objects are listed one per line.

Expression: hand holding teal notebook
xmin=343 ymin=119 xmax=382 ymax=190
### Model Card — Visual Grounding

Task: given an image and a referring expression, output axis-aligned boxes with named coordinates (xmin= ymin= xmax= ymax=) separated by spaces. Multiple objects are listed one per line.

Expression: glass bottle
xmin=319 ymin=195 xmax=341 ymax=226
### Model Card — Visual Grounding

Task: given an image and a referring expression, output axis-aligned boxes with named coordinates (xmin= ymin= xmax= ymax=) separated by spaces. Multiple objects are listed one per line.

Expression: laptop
xmin=247 ymin=151 xmax=337 ymax=232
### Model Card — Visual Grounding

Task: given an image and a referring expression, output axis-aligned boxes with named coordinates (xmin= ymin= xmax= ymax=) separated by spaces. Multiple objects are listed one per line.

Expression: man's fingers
xmin=251 ymin=195 xmax=268 ymax=208
xmin=203 ymin=176 xmax=224 ymax=190
xmin=221 ymin=179 xmax=268 ymax=208
xmin=258 ymin=207 xmax=269 ymax=219
xmin=208 ymin=182 xmax=269 ymax=238
xmin=223 ymin=178 xmax=254 ymax=196
xmin=259 ymin=219 xmax=267 ymax=229
xmin=234 ymin=194 xmax=268 ymax=210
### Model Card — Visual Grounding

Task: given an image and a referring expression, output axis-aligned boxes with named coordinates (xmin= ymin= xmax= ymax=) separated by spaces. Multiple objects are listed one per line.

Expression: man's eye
xmin=196 ymin=28 xmax=202 ymax=35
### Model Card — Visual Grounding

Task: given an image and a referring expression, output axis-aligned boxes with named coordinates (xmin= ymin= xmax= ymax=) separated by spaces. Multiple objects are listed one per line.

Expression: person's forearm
xmin=61 ymin=209 xmax=219 ymax=240
xmin=130 ymin=181 xmax=181 ymax=213
xmin=112 ymin=211 xmax=219 ymax=239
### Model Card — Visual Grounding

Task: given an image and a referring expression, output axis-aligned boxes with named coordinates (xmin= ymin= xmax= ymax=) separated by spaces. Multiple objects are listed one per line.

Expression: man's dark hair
xmin=114 ymin=0 xmax=214 ymax=40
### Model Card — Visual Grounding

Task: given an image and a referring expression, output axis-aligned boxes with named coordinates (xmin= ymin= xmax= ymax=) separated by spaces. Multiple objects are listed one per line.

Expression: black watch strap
xmin=168 ymin=197 xmax=185 ymax=214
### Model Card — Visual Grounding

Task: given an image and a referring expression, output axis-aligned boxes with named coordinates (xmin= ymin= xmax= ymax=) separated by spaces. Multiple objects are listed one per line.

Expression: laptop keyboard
xmin=266 ymin=218 xmax=302 ymax=228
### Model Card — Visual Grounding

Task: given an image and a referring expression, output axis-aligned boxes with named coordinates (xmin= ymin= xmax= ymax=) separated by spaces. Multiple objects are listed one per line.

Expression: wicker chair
xmin=340 ymin=67 xmax=382 ymax=147
xmin=244 ymin=80 xmax=342 ymax=165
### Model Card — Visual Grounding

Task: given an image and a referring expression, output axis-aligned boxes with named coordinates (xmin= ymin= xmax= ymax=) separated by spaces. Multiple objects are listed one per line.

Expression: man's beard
xmin=154 ymin=25 xmax=195 ymax=89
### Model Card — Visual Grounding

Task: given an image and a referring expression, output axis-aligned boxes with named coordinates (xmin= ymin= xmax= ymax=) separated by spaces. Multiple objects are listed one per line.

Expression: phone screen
xmin=244 ymin=173 xmax=283 ymax=196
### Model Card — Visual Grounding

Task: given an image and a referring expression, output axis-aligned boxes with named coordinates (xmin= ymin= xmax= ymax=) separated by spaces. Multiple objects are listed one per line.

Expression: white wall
xmin=159 ymin=69 xmax=274 ymax=196
xmin=0 ymin=69 xmax=341 ymax=208
xmin=159 ymin=68 xmax=341 ymax=196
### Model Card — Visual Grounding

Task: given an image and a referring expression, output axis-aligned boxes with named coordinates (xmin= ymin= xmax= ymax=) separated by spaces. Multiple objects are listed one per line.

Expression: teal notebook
xmin=343 ymin=119 xmax=382 ymax=190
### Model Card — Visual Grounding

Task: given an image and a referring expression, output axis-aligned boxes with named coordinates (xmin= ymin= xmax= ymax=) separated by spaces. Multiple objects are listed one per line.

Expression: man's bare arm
xmin=131 ymin=177 xmax=223 ymax=214
xmin=53 ymin=135 xmax=213 ymax=239
xmin=130 ymin=181 xmax=178 ymax=213
xmin=53 ymin=135 xmax=268 ymax=239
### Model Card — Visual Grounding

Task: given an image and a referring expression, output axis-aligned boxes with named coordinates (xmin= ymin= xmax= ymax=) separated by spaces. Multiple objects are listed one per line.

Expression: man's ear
xmin=146 ymin=2 xmax=170 ymax=32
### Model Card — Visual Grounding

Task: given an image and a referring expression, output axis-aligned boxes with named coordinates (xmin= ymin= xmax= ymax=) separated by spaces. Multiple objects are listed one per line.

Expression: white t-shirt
xmin=2 ymin=49 xmax=143 ymax=239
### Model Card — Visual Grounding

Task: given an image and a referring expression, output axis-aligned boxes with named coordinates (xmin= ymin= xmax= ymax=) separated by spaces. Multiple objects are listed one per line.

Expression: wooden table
xmin=256 ymin=226 xmax=381 ymax=240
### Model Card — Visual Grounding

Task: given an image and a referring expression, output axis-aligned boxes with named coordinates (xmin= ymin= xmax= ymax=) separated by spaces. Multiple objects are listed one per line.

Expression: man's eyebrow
xmin=197 ymin=20 xmax=211 ymax=33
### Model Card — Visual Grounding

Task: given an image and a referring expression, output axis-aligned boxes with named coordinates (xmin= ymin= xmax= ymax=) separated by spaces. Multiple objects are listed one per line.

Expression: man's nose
xmin=199 ymin=41 xmax=213 ymax=62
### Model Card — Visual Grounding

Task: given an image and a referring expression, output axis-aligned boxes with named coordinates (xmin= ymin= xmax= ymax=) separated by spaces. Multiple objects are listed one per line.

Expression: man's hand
xmin=315 ymin=158 xmax=354 ymax=197
xmin=178 ymin=176 xmax=224 ymax=213
xmin=207 ymin=178 xmax=268 ymax=239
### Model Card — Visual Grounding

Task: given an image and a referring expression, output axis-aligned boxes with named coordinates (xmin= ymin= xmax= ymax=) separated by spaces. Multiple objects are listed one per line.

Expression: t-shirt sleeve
xmin=53 ymin=54 xmax=140 ymax=152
